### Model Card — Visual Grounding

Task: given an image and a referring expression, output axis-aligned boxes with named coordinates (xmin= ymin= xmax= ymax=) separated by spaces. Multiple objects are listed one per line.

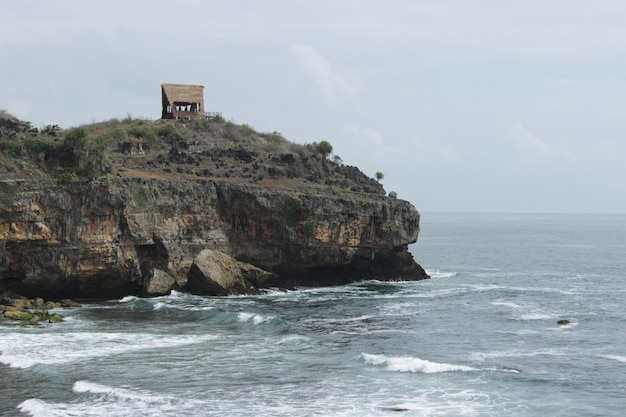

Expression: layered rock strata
xmin=0 ymin=178 xmax=427 ymax=298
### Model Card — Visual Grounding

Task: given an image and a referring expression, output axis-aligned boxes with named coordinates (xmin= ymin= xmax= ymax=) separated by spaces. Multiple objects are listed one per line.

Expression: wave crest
xmin=361 ymin=353 xmax=476 ymax=373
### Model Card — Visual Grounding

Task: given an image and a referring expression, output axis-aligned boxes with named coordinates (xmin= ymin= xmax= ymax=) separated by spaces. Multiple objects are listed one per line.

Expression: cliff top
xmin=0 ymin=109 xmax=385 ymax=196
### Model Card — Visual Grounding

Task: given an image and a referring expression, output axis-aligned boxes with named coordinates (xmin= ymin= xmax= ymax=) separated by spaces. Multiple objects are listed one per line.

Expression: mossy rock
xmin=48 ymin=313 xmax=64 ymax=323
xmin=4 ymin=310 xmax=33 ymax=321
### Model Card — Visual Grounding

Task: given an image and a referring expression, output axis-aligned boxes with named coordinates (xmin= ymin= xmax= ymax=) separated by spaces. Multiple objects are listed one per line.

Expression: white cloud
xmin=292 ymin=45 xmax=361 ymax=101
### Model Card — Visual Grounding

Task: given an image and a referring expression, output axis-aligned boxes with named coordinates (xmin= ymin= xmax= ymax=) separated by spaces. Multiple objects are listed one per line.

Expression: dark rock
xmin=0 ymin=290 xmax=27 ymax=305
xmin=61 ymin=299 xmax=82 ymax=308
xmin=557 ymin=319 xmax=571 ymax=325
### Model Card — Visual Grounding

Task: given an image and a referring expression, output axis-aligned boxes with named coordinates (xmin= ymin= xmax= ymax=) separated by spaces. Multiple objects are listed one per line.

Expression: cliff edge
xmin=0 ymin=111 xmax=428 ymax=299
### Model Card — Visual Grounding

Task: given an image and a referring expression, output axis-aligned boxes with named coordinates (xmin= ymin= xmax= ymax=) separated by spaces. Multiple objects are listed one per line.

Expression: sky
xmin=2 ymin=0 xmax=626 ymax=213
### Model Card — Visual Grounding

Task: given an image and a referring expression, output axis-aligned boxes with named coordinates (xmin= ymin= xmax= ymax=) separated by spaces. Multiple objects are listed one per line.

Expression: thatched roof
xmin=161 ymin=83 xmax=204 ymax=104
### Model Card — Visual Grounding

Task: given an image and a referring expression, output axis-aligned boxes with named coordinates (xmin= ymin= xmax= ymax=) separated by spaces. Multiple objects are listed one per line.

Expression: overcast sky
xmin=2 ymin=0 xmax=626 ymax=213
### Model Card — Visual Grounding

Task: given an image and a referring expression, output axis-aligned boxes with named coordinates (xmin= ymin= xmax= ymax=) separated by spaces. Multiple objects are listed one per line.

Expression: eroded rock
xmin=144 ymin=268 xmax=176 ymax=296
xmin=187 ymin=249 xmax=275 ymax=296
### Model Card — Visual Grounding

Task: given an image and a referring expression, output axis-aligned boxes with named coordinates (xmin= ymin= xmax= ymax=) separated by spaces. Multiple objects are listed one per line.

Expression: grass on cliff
xmin=0 ymin=111 xmax=385 ymax=196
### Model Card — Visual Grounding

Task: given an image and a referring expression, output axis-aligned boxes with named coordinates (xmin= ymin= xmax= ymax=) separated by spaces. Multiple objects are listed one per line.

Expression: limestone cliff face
xmin=0 ymin=178 xmax=427 ymax=298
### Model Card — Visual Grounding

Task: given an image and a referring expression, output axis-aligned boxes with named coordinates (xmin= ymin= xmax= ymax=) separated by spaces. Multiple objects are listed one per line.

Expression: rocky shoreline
xmin=0 ymin=290 xmax=81 ymax=326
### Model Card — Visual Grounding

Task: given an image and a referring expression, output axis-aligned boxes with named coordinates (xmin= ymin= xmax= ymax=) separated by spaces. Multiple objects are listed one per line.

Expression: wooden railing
xmin=205 ymin=112 xmax=222 ymax=119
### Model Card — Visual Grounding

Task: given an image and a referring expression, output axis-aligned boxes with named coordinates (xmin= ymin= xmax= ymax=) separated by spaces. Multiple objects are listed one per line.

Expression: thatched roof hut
xmin=161 ymin=83 xmax=205 ymax=119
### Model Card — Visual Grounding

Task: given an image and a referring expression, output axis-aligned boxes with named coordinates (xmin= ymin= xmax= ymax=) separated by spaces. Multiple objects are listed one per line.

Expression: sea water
xmin=1 ymin=213 xmax=625 ymax=416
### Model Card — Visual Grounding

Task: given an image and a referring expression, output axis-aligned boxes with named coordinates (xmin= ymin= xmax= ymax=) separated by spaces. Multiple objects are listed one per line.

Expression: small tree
xmin=375 ymin=171 xmax=384 ymax=181
xmin=314 ymin=140 xmax=333 ymax=160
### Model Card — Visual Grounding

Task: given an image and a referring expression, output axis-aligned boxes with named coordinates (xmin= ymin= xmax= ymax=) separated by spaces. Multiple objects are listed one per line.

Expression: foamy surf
xmin=0 ymin=332 xmax=216 ymax=369
xmin=426 ymin=270 xmax=458 ymax=279
xmin=362 ymin=353 xmax=476 ymax=373
xmin=237 ymin=311 xmax=274 ymax=325
xmin=601 ymin=355 xmax=626 ymax=363
xmin=18 ymin=381 xmax=203 ymax=417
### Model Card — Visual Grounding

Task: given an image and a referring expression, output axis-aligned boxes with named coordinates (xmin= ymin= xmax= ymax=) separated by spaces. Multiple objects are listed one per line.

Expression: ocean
xmin=1 ymin=212 xmax=625 ymax=416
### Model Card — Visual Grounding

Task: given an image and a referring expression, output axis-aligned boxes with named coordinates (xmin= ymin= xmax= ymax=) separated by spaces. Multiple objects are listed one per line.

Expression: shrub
xmin=60 ymin=127 xmax=88 ymax=167
xmin=63 ymin=127 xmax=88 ymax=150
xmin=265 ymin=131 xmax=287 ymax=144
xmin=375 ymin=171 xmax=384 ymax=181
xmin=0 ymin=109 xmax=16 ymax=119
xmin=60 ymin=171 xmax=80 ymax=183
xmin=24 ymin=137 xmax=58 ymax=155
xmin=132 ymin=182 xmax=156 ymax=209
xmin=4 ymin=141 xmax=23 ymax=158
xmin=128 ymin=122 xmax=156 ymax=141
xmin=83 ymin=135 xmax=111 ymax=177
xmin=157 ymin=123 xmax=177 ymax=138
xmin=279 ymin=194 xmax=303 ymax=226
xmin=111 ymin=126 xmax=127 ymax=141
xmin=239 ymin=124 xmax=255 ymax=137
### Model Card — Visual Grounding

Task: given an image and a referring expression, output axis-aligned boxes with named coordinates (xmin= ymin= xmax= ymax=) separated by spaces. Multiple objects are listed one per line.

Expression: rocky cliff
xmin=0 ymin=112 xmax=428 ymax=299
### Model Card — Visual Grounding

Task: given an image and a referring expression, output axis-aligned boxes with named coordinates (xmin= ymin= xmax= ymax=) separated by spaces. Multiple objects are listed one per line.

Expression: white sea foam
xmin=601 ymin=354 xmax=626 ymax=363
xmin=470 ymin=348 xmax=567 ymax=361
xmin=378 ymin=302 xmax=417 ymax=316
xmin=362 ymin=353 xmax=476 ymax=373
xmin=426 ymin=270 xmax=458 ymax=279
xmin=118 ymin=295 xmax=138 ymax=303
xmin=321 ymin=314 xmax=375 ymax=324
xmin=238 ymin=312 xmax=274 ymax=325
xmin=490 ymin=300 xmax=522 ymax=309
xmin=518 ymin=312 xmax=556 ymax=320
xmin=0 ymin=332 xmax=216 ymax=369
xmin=19 ymin=381 xmax=204 ymax=417
xmin=73 ymin=380 xmax=156 ymax=401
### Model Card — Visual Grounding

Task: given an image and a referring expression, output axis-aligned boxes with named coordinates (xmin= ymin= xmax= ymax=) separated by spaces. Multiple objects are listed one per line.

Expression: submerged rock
xmin=0 ymin=291 xmax=73 ymax=325
xmin=557 ymin=319 xmax=571 ymax=325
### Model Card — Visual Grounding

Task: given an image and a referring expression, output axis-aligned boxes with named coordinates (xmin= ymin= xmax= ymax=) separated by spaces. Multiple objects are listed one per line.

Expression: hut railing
xmin=205 ymin=112 xmax=222 ymax=119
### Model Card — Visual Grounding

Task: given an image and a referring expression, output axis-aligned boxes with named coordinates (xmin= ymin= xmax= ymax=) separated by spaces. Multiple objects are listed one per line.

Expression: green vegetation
xmin=111 ymin=126 xmax=128 ymax=141
xmin=4 ymin=141 xmax=23 ymax=158
xmin=375 ymin=171 xmax=384 ymax=181
xmin=59 ymin=171 xmax=80 ymax=183
xmin=157 ymin=123 xmax=177 ymax=138
xmin=1 ymin=111 xmax=385 ymax=196
xmin=24 ymin=136 xmax=57 ymax=155
xmin=0 ymin=108 xmax=16 ymax=119
xmin=128 ymin=121 xmax=156 ymax=142
xmin=132 ymin=182 xmax=156 ymax=209
xmin=279 ymin=194 xmax=304 ymax=226
xmin=301 ymin=216 xmax=319 ymax=238
xmin=308 ymin=140 xmax=333 ymax=160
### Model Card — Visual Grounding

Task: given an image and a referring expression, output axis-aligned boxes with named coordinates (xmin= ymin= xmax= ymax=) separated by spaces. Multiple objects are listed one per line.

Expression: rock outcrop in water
xmin=0 ymin=111 xmax=428 ymax=299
